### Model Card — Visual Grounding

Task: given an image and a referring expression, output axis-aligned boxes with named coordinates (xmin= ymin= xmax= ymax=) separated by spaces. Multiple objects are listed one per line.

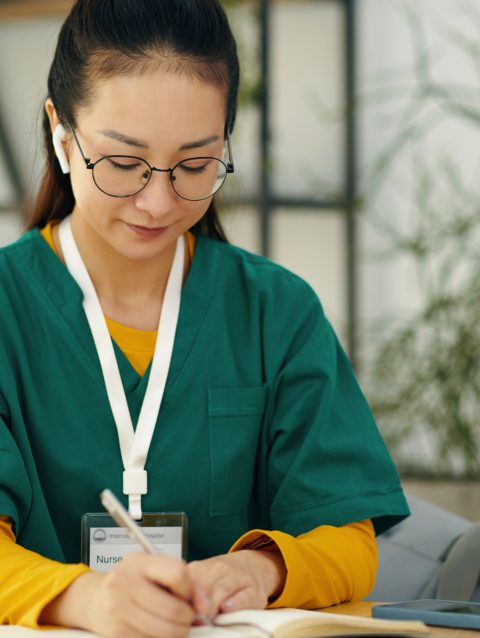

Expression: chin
xmin=123 ymin=235 xmax=176 ymax=261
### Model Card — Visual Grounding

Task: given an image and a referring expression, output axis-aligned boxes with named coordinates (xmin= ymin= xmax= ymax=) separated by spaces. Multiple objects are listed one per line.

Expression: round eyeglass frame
xmin=67 ymin=125 xmax=235 ymax=201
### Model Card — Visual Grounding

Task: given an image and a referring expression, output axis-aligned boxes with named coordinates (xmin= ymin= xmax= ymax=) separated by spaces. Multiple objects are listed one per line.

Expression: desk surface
xmin=324 ymin=601 xmax=480 ymax=638
xmin=1 ymin=601 xmax=478 ymax=637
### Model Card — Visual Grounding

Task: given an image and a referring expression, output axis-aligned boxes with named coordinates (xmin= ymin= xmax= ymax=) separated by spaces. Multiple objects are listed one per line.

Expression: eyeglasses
xmin=68 ymin=126 xmax=234 ymax=201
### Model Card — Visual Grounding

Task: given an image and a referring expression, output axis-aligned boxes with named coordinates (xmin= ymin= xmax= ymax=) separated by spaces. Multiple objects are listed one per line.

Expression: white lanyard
xmin=58 ymin=216 xmax=184 ymax=519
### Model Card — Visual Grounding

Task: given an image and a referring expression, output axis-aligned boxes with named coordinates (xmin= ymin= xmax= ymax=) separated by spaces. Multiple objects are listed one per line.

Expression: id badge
xmin=81 ymin=512 xmax=187 ymax=572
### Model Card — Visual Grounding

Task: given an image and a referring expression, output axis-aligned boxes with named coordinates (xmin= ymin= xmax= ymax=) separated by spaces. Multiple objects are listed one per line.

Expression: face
xmin=48 ymin=66 xmax=227 ymax=263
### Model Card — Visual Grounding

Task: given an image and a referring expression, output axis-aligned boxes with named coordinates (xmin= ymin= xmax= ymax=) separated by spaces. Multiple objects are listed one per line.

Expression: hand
xmin=187 ymin=550 xmax=286 ymax=619
xmin=41 ymin=553 xmax=195 ymax=638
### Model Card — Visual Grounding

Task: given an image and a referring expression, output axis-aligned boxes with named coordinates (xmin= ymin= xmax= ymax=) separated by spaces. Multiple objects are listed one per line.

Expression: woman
xmin=0 ymin=1 xmax=409 ymax=637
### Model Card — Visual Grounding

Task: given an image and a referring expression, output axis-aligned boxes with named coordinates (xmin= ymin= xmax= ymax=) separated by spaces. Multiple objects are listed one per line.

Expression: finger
xmin=197 ymin=572 xmax=250 ymax=618
xmin=94 ymin=559 xmax=194 ymax=638
xmin=188 ymin=557 xmax=256 ymax=618
xmin=138 ymin=554 xmax=194 ymax=603
xmin=188 ymin=561 xmax=216 ymax=616
xmin=191 ymin=585 xmax=213 ymax=619
xmin=106 ymin=554 xmax=194 ymax=623
xmin=130 ymin=577 xmax=195 ymax=627
xmin=220 ymin=587 xmax=268 ymax=613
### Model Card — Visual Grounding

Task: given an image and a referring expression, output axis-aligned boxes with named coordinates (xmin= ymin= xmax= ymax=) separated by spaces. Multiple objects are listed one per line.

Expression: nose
xmin=133 ymin=169 xmax=176 ymax=219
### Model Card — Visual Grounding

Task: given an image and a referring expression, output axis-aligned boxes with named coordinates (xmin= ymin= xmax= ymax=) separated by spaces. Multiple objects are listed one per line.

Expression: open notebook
xmin=0 ymin=607 xmax=429 ymax=637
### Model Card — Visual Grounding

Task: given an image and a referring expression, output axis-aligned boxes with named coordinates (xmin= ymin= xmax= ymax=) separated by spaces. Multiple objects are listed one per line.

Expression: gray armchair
xmin=367 ymin=494 xmax=480 ymax=602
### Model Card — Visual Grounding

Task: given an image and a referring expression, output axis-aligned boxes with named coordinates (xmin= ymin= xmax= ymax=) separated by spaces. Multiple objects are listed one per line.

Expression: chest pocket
xmin=208 ymin=385 xmax=268 ymax=517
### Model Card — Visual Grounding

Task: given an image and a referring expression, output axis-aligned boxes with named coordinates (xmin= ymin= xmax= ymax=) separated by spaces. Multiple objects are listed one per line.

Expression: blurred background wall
xmin=0 ymin=0 xmax=479 ymax=518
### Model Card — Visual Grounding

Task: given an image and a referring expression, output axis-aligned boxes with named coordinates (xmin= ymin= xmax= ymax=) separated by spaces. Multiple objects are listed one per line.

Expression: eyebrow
xmin=98 ymin=129 xmax=148 ymax=148
xmin=179 ymin=135 xmax=220 ymax=151
xmin=98 ymin=130 xmax=221 ymax=151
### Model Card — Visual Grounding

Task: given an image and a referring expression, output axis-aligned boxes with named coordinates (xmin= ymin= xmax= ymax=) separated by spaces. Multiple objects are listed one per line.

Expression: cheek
xmin=182 ymin=200 xmax=212 ymax=227
xmin=69 ymin=162 xmax=120 ymax=217
xmin=69 ymin=156 xmax=95 ymax=206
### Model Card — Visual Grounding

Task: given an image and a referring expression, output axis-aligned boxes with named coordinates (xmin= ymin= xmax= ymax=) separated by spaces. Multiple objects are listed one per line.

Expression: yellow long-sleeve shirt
xmin=0 ymin=223 xmax=378 ymax=628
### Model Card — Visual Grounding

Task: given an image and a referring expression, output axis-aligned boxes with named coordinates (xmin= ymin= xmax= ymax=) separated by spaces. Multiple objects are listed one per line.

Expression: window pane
xmin=225 ymin=3 xmax=260 ymax=199
xmin=220 ymin=205 xmax=261 ymax=255
xmin=0 ymin=17 xmax=63 ymax=194
xmin=0 ymin=151 xmax=15 ymax=206
xmin=0 ymin=211 xmax=22 ymax=246
xmin=271 ymin=1 xmax=345 ymax=200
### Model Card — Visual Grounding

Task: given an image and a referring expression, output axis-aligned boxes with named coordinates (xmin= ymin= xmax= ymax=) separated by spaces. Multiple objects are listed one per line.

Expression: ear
xmin=45 ymin=98 xmax=62 ymax=133
xmin=45 ymin=99 xmax=70 ymax=174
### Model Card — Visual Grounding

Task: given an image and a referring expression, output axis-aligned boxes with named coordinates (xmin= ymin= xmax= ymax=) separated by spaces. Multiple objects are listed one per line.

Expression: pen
xmin=100 ymin=488 xmax=213 ymax=626
xmin=100 ymin=488 xmax=158 ymax=553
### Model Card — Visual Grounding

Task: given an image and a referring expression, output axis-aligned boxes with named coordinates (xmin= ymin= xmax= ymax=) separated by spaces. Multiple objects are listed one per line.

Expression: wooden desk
xmin=323 ymin=601 xmax=480 ymax=638
xmin=0 ymin=603 xmax=479 ymax=636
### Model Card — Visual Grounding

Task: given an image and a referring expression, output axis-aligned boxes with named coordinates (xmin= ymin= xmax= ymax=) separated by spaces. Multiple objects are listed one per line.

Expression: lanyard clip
xmin=123 ymin=470 xmax=148 ymax=520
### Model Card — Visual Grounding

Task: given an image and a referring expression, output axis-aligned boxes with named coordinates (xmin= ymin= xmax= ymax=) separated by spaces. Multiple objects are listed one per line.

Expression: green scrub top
xmin=0 ymin=229 xmax=409 ymax=564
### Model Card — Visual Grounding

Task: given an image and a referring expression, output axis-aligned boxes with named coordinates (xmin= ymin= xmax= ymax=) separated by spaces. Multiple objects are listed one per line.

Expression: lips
xmin=126 ymin=222 xmax=167 ymax=238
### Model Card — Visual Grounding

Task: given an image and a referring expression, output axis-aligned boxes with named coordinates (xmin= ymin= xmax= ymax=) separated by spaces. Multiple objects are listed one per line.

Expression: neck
xmin=54 ymin=214 xmax=181 ymax=330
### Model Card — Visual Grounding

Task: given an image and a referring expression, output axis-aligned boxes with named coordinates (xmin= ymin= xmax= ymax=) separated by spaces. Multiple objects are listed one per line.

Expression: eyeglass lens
xmin=92 ymin=156 xmax=228 ymax=200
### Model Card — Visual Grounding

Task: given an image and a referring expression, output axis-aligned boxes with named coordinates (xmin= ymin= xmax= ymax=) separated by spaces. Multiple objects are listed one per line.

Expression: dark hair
xmin=27 ymin=0 xmax=240 ymax=241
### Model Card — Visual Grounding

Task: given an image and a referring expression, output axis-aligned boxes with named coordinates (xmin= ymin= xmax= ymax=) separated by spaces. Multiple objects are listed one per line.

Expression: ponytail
xmin=26 ymin=111 xmax=74 ymax=230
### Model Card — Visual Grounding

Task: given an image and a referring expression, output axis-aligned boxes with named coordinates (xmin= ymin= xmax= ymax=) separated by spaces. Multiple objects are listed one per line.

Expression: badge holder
xmin=81 ymin=512 xmax=187 ymax=571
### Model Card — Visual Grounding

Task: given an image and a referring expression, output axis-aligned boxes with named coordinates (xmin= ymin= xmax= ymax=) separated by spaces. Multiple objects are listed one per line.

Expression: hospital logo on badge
xmin=92 ymin=528 xmax=107 ymax=543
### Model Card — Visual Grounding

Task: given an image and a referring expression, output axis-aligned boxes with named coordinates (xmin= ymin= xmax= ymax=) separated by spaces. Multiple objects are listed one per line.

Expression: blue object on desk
xmin=373 ymin=599 xmax=480 ymax=630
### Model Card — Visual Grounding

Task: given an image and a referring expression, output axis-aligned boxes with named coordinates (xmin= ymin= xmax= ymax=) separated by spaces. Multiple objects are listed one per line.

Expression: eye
xmin=107 ymin=157 xmax=142 ymax=171
xmin=178 ymin=160 xmax=210 ymax=174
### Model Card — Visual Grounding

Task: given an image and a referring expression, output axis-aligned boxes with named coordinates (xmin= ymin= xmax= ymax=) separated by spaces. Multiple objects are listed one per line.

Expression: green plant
xmin=360 ymin=0 xmax=480 ymax=477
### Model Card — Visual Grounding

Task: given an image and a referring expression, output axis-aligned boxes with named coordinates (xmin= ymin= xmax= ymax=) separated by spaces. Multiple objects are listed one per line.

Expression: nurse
xmin=0 ymin=0 xmax=409 ymax=637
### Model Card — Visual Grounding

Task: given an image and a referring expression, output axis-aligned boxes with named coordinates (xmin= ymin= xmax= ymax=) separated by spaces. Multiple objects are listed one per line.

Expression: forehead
xmin=77 ymin=68 xmax=227 ymax=145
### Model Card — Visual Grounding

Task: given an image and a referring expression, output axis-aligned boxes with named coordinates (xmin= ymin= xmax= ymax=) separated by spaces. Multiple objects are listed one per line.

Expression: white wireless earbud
xmin=52 ymin=124 xmax=70 ymax=174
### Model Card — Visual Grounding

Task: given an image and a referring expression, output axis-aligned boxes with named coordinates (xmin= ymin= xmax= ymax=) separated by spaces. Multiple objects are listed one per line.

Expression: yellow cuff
xmin=228 ymin=520 xmax=377 ymax=610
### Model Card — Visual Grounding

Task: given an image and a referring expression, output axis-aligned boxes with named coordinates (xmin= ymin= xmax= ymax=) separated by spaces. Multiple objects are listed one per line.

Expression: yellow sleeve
xmin=229 ymin=519 xmax=377 ymax=609
xmin=0 ymin=517 xmax=90 ymax=627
